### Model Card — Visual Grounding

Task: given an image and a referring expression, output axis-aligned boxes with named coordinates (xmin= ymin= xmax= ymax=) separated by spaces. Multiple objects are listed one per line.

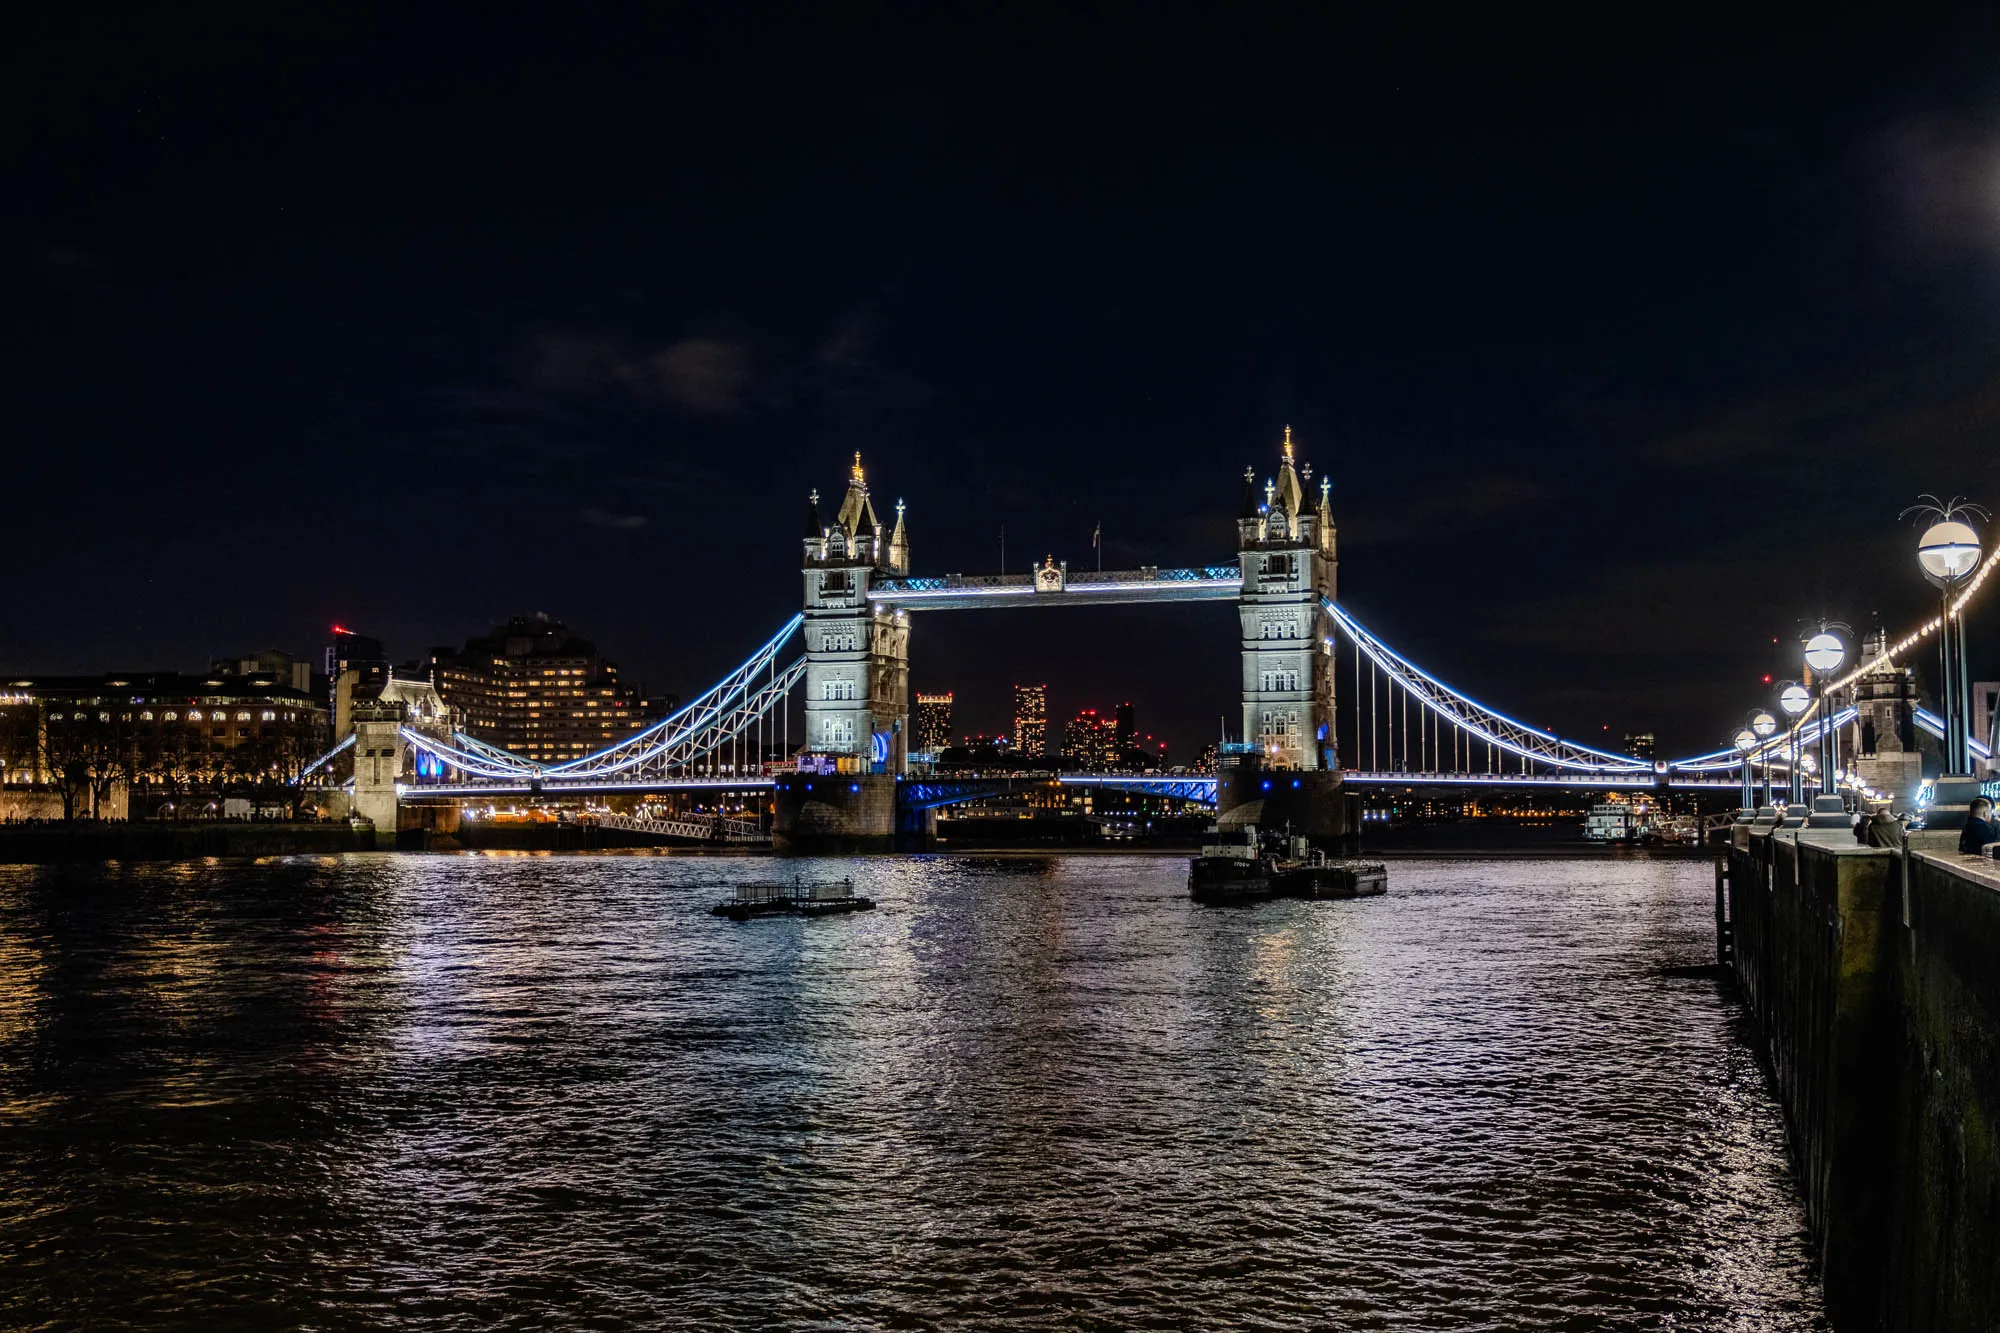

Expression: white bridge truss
xmin=1324 ymin=598 xmax=1656 ymax=777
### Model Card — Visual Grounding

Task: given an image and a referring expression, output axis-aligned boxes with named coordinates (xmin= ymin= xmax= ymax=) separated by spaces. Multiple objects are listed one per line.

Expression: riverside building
xmin=432 ymin=615 xmax=662 ymax=764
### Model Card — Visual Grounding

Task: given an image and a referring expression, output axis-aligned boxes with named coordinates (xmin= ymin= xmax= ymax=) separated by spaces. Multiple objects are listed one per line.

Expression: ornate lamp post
xmin=1803 ymin=627 xmax=1847 ymax=797
xmin=1750 ymin=709 xmax=1778 ymax=808
xmin=1779 ymin=683 xmax=1812 ymax=805
xmin=1910 ymin=501 xmax=1985 ymax=779
xmin=1732 ymin=727 xmax=1758 ymax=815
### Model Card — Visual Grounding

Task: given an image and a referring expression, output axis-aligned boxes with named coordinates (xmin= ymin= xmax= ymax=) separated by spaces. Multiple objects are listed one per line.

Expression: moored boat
xmin=713 ymin=877 xmax=875 ymax=920
xmin=1190 ymin=825 xmax=1387 ymax=902
xmin=1189 ymin=826 xmax=1273 ymax=901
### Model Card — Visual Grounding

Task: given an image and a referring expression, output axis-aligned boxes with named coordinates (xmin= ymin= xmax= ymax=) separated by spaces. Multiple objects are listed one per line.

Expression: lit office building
xmin=1013 ymin=683 xmax=1048 ymax=758
xmin=914 ymin=692 xmax=954 ymax=756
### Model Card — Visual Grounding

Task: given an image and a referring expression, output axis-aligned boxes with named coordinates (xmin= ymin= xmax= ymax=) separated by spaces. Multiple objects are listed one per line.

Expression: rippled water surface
xmin=0 ymin=852 xmax=1826 ymax=1329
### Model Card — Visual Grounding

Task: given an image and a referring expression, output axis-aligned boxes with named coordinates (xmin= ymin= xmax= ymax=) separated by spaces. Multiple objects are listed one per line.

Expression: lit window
xmin=261 ymin=710 xmax=276 ymax=721
xmin=164 ymin=712 xmax=177 ymax=721
xmin=188 ymin=710 xmax=202 ymax=721
xmin=141 ymin=711 xmax=154 ymax=721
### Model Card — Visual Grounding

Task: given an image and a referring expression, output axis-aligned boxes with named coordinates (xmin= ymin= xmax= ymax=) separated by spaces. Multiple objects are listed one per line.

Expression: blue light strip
xmin=449 ymin=730 xmax=541 ymax=773
xmin=1058 ymin=774 xmax=1219 ymax=801
xmin=407 ymin=777 xmax=779 ymax=798
xmin=867 ymin=576 xmax=1242 ymax=603
xmin=297 ymin=731 xmax=356 ymax=778
xmin=1343 ymin=771 xmax=1740 ymax=790
xmin=1912 ymin=706 xmax=1992 ymax=760
xmin=1669 ymin=707 xmax=1859 ymax=771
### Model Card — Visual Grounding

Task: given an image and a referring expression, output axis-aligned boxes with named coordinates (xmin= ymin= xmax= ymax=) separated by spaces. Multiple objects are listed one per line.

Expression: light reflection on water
xmin=0 ymin=853 xmax=1826 ymax=1329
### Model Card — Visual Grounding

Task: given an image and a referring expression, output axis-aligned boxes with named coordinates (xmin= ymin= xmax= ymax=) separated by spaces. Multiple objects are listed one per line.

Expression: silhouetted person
xmin=1958 ymin=798 xmax=1999 ymax=856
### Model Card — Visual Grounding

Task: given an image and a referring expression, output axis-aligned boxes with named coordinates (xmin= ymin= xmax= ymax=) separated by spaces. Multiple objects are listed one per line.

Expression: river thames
xmin=0 ymin=853 xmax=1825 ymax=1329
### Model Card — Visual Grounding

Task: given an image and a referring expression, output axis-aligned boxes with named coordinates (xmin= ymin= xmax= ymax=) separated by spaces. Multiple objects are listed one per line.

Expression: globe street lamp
xmin=1907 ymin=497 xmax=1987 ymax=783
xmin=1779 ymin=683 xmax=1812 ymax=805
xmin=1732 ymin=727 xmax=1758 ymax=815
xmin=1751 ymin=709 xmax=1778 ymax=807
xmin=1803 ymin=627 xmax=1847 ymax=796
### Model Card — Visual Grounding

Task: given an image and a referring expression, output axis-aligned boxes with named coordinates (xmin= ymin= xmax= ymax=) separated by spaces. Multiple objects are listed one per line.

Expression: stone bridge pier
xmin=349 ymin=702 xmax=406 ymax=849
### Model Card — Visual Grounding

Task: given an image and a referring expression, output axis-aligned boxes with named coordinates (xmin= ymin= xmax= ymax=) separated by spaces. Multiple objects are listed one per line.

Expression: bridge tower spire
xmin=1238 ymin=427 xmax=1337 ymax=773
xmin=800 ymin=454 xmax=910 ymax=778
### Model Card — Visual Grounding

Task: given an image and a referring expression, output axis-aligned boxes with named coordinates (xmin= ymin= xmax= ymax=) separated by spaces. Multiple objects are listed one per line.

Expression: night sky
xmin=8 ymin=7 xmax=2000 ymax=760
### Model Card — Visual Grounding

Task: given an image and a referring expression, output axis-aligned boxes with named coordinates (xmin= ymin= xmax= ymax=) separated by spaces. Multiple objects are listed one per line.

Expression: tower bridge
xmin=305 ymin=430 xmax=1988 ymax=849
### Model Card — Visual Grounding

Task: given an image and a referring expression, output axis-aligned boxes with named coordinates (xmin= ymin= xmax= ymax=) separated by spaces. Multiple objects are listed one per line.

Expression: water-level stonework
xmin=1727 ymin=828 xmax=2000 ymax=1331
xmin=1 ymin=854 xmax=1823 ymax=1328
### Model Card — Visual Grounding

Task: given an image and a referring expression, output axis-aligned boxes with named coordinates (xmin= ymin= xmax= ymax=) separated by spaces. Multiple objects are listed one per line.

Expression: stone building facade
xmin=1236 ymin=428 xmax=1337 ymax=770
xmin=800 ymin=453 xmax=911 ymax=773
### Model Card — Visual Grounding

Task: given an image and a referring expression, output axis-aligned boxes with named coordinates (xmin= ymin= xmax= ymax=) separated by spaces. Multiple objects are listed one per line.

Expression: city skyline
xmin=8 ymin=14 xmax=2000 ymax=1329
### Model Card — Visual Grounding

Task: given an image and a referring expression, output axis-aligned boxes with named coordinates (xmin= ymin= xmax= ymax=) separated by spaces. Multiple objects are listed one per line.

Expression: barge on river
xmin=712 ymin=878 xmax=875 ymax=920
xmin=1189 ymin=826 xmax=1387 ymax=903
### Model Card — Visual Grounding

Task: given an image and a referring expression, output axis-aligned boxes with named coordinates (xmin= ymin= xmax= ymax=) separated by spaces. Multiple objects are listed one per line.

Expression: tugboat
xmin=1189 ymin=825 xmax=1387 ymax=903
xmin=1188 ymin=825 xmax=1274 ymax=902
xmin=712 ymin=877 xmax=875 ymax=921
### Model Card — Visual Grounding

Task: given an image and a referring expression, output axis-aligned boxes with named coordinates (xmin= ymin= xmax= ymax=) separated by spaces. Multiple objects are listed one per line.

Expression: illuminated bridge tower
xmin=1220 ymin=428 xmax=1352 ymax=843
xmin=778 ymin=453 xmax=911 ymax=849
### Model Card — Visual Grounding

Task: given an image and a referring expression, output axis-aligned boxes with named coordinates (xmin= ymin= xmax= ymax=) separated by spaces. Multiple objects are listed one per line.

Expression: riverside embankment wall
xmin=1729 ymin=828 xmax=2000 ymax=1331
xmin=0 ymin=822 xmax=372 ymax=866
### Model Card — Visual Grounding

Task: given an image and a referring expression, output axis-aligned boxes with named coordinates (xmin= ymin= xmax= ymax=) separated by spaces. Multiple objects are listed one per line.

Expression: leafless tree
xmin=36 ymin=706 xmax=92 ymax=821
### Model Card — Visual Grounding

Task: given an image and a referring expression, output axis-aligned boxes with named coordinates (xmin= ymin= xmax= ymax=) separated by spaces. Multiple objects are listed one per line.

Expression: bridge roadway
xmin=402 ymin=768 xmax=1741 ymax=807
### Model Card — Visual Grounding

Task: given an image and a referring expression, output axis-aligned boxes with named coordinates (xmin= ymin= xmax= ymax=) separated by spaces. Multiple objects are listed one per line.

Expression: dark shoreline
xmin=0 ymin=822 xmax=371 ymax=866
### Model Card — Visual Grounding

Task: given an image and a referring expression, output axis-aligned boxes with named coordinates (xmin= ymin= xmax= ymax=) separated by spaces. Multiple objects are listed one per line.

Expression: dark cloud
xmin=525 ymin=332 xmax=753 ymax=416
xmin=643 ymin=337 xmax=753 ymax=415
xmin=578 ymin=507 xmax=648 ymax=531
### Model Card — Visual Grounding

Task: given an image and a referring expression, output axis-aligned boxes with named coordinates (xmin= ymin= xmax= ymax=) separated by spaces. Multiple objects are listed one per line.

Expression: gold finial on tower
xmin=1282 ymin=424 xmax=1294 ymax=464
xmin=851 ymin=451 xmax=865 ymax=484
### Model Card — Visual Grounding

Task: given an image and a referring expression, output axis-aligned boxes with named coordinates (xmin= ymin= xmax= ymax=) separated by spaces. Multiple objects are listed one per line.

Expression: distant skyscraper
xmin=1064 ymin=708 xmax=1118 ymax=769
xmin=914 ymin=692 xmax=954 ymax=755
xmin=1013 ymin=683 xmax=1048 ymax=757
xmin=1622 ymin=732 xmax=1656 ymax=762
xmin=1114 ymin=700 xmax=1134 ymax=751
